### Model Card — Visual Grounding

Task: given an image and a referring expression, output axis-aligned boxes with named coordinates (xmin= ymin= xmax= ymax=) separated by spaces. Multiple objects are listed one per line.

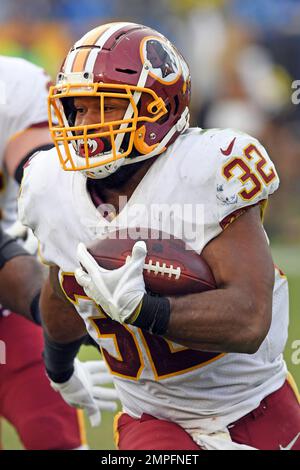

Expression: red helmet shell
xmin=61 ymin=23 xmax=191 ymax=150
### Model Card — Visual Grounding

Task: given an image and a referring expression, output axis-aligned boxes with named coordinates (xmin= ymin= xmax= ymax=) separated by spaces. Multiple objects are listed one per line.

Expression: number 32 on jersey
xmin=222 ymin=143 xmax=277 ymax=201
xmin=60 ymin=272 xmax=225 ymax=381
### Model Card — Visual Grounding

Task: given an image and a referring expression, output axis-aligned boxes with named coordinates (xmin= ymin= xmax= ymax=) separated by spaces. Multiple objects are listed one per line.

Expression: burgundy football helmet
xmin=48 ymin=22 xmax=191 ymax=178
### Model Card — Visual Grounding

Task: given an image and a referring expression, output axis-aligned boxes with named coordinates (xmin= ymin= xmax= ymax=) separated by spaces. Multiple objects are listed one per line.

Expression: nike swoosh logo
xmin=279 ymin=432 xmax=300 ymax=450
xmin=220 ymin=137 xmax=236 ymax=156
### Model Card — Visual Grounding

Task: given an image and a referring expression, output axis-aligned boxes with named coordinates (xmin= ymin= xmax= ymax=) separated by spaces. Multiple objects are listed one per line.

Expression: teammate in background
xmin=0 ymin=56 xmax=118 ymax=450
xmin=19 ymin=23 xmax=300 ymax=450
xmin=0 ymin=227 xmax=43 ymax=322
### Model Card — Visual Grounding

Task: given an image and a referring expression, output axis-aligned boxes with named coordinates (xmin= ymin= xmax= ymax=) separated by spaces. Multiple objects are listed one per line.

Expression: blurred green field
xmin=2 ymin=245 xmax=299 ymax=450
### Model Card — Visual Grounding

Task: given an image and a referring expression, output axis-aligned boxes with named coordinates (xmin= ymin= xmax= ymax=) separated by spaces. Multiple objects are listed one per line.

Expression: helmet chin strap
xmin=123 ymin=106 xmax=190 ymax=166
xmin=113 ymin=60 xmax=190 ymax=161
xmin=83 ymin=158 xmax=125 ymax=179
xmin=82 ymin=106 xmax=190 ymax=178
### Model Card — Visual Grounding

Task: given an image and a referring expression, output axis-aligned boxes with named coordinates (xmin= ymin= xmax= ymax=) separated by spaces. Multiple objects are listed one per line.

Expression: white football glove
xmin=5 ymin=219 xmax=38 ymax=255
xmin=75 ymin=241 xmax=147 ymax=324
xmin=50 ymin=358 xmax=119 ymax=427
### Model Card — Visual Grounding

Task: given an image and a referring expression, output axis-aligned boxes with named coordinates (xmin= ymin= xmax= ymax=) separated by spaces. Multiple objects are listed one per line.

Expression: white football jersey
xmin=19 ymin=128 xmax=288 ymax=434
xmin=0 ymin=56 xmax=49 ymax=228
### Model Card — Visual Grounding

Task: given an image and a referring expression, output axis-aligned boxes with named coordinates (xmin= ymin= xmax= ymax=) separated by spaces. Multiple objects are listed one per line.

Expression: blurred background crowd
xmin=0 ymin=0 xmax=299 ymax=243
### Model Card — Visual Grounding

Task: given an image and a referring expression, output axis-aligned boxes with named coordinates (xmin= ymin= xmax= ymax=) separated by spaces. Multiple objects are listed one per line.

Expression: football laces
xmin=125 ymin=255 xmax=181 ymax=279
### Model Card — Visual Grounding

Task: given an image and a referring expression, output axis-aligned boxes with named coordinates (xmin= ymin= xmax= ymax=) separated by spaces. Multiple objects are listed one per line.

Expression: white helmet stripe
xmin=65 ymin=22 xmax=136 ymax=75
xmin=85 ymin=22 xmax=135 ymax=74
xmin=74 ymin=28 xmax=100 ymax=48
xmin=64 ymin=27 xmax=95 ymax=73
xmin=123 ymin=107 xmax=190 ymax=165
xmin=114 ymin=60 xmax=151 ymax=153
xmin=64 ymin=50 xmax=78 ymax=74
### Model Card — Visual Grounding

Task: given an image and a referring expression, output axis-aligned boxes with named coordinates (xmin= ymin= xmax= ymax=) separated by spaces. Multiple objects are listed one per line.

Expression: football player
xmin=19 ymin=23 xmax=300 ymax=450
xmin=0 ymin=56 xmax=118 ymax=450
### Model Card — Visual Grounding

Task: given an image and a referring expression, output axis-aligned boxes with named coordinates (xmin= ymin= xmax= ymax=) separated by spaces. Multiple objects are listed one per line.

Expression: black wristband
xmin=130 ymin=294 xmax=170 ymax=336
xmin=30 ymin=292 xmax=41 ymax=325
xmin=43 ymin=332 xmax=85 ymax=383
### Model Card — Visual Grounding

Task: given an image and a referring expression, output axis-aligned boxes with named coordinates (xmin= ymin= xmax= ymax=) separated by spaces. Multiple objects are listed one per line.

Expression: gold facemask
xmin=48 ymin=80 xmax=167 ymax=172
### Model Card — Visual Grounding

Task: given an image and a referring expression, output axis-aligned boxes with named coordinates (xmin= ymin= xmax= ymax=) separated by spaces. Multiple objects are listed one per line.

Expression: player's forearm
xmin=40 ymin=275 xmax=86 ymax=343
xmin=0 ymin=248 xmax=44 ymax=323
xmin=165 ymin=286 xmax=272 ymax=354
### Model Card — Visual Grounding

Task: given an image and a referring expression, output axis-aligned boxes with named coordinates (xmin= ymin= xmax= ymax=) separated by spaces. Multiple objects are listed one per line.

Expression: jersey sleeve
xmin=18 ymin=151 xmax=41 ymax=231
xmin=8 ymin=60 xmax=50 ymax=140
xmin=214 ymin=131 xmax=279 ymax=229
xmin=18 ymin=150 xmax=55 ymax=265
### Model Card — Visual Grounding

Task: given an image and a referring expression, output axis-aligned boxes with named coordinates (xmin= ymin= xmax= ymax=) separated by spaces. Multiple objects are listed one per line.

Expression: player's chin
xmin=90 ymin=160 xmax=145 ymax=188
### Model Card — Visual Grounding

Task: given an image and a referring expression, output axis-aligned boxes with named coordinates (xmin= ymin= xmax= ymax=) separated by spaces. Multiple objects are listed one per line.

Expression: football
xmin=87 ymin=229 xmax=216 ymax=296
